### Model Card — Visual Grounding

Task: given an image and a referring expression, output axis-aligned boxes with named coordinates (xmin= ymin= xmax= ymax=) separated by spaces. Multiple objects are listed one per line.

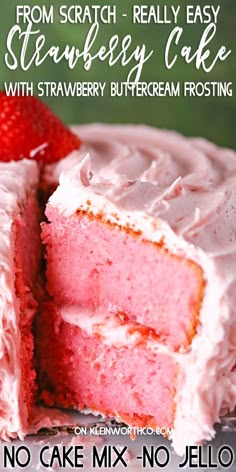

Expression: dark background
xmin=0 ymin=0 xmax=235 ymax=148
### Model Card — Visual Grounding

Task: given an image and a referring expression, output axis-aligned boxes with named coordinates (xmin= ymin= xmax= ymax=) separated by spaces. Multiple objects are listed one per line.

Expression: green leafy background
xmin=0 ymin=0 xmax=235 ymax=148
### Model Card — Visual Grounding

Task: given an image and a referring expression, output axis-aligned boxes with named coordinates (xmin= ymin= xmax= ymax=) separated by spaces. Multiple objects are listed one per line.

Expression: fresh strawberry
xmin=0 ymin=92 xmax=81 ymax=163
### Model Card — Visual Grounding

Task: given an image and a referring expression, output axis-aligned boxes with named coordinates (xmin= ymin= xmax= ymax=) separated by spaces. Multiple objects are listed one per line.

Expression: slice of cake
xmin=0 ymin=159 xmax=41 ymax=439
xmin=37 ymin=124 xmax=236 ymax=454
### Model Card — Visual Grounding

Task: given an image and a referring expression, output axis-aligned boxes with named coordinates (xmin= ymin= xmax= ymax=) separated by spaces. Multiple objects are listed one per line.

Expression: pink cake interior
xmin=42 ymin=208 xmax=204 ymax=350
xmin=36 ymin=303 xmax=177 ymax=429
xmin=14 ymin=194 xmax=41 ymax=429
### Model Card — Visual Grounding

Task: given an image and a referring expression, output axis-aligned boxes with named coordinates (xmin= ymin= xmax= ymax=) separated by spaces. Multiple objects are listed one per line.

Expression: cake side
xmin=39 ymin=125 xmax=236 ymax=454
xmin=0 ymin=160 xmax=40 ymax=439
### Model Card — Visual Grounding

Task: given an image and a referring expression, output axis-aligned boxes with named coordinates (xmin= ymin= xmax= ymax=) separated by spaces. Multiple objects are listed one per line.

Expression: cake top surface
xmin=48 ymin=124 xmax=236 ymax=258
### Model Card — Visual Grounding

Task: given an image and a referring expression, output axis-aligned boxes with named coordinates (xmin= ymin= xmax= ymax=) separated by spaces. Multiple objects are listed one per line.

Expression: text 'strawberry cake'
xmin=0 ymin=160 xmax=41 ymax=439
xmin=36 ymin=124 xmax=236 ymax=454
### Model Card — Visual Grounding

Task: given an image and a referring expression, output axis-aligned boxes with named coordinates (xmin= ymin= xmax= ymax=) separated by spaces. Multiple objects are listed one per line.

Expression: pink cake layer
xmin=42 ymin=207 xmax=204 ymax=350
xmin=36 ymin=303 xmax=178 ymax=429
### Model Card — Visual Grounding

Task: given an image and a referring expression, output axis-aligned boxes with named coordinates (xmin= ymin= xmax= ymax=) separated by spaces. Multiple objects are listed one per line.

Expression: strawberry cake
xmin=37 ymin=125 xmax=236 ymax=454
xmin=0 ymin=93 xmax=236 ymax=455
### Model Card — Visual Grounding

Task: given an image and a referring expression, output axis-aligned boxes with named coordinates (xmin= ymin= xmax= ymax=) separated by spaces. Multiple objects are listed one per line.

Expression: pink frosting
xmin=47 ymin=124 xmax=236 ymax=454
xmin=0 ymin=159 xmax=39 ymax=439
xmin=46 ymin=124 xmax=236 ymax=257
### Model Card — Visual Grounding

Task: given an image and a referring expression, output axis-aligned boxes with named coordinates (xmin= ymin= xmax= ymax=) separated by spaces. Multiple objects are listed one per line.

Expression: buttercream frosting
xmin=0 ymin=159 xmax=39 ymax=439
